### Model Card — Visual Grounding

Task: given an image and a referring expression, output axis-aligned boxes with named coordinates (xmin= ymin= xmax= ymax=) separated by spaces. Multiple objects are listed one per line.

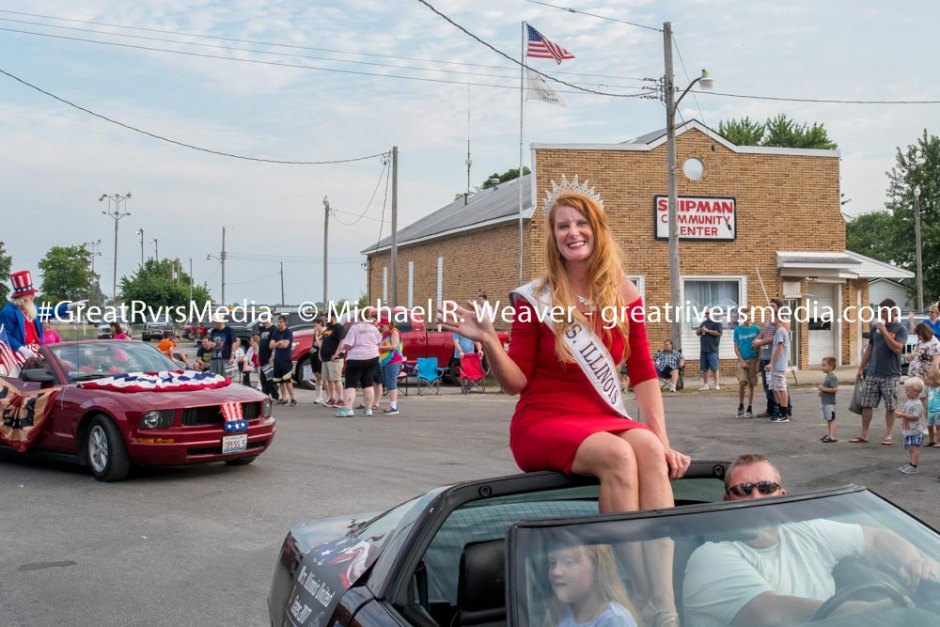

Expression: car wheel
xmin=295 ymin=358 xmax=315 ymax=390
xmin=224 ymin=456 xmax=257 ymax=466
xmin=85 ymin=415 xmax=131 ymax=482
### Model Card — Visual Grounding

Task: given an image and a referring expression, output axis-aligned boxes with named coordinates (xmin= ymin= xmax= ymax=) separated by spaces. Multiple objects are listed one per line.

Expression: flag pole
xmin=517 ymin=21 xmax=526 ymax=286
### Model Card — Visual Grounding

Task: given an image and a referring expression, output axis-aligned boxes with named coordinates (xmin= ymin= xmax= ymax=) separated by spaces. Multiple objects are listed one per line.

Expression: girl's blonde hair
xmin=927 ymin=366 xmax=940 ymax=388
xmin=541 ymin=191 xmax=630 ymax=364
xmin=542 ymin=543 xmax=638 ymax=627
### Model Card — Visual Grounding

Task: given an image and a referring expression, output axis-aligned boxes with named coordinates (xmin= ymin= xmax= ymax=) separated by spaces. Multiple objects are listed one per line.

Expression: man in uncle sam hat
xmin=0 ymin=270 xmax=84 ymax=361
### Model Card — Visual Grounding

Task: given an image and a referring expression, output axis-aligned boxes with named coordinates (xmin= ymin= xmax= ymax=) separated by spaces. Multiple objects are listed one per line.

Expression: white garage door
xmin=808 ymin=283 xmax=835 ymax=364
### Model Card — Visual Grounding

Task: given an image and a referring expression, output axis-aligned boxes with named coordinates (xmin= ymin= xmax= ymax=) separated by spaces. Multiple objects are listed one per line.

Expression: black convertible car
xmin=268 ymin=462 xmax=940 ymax=626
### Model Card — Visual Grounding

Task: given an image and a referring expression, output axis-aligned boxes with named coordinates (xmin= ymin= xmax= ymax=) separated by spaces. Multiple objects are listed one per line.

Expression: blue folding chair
xmin=416 ymin=357 xmax=445 ymax=395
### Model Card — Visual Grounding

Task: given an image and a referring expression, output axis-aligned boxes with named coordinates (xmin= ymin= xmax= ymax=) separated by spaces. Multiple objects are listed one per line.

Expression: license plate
xmin=222 ymin=434 xmax=247 ymax=454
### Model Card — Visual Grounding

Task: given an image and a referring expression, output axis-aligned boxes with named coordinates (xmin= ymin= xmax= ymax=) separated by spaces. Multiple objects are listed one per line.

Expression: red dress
xmin=508 ymin=297 xmax=656 ymax=473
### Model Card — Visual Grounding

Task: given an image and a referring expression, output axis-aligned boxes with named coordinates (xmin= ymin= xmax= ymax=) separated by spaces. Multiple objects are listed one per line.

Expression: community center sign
xmin=654 ymin=195 xmax=736 ymax=241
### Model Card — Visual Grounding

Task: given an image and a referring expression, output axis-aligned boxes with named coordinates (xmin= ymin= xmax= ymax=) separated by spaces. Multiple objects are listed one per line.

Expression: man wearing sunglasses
xmin=682 ymin=454 xmax=938 ymax=626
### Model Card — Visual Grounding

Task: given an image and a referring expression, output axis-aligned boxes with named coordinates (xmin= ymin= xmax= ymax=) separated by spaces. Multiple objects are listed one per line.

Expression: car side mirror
xmin=20 ymin=368 xmax=55 ymax=383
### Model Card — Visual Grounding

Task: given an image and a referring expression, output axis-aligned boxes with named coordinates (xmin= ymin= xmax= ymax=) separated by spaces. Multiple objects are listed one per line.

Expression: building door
xmin=784 ymin=298 xmax=801 ymax=367
xmin=808 ymin=283 xmax=836 ymax=364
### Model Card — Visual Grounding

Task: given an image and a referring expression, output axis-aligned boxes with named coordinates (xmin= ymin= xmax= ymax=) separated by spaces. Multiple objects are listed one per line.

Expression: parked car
xmin=268 ymin=466 xmax=940 ymax=627
xmin=182 ymin=318 xmax=209 ymax=341
xmin=0 ymin=340 xmax=276 ymax=481
xmin=141 ymin=314 xmax=177 ymax=342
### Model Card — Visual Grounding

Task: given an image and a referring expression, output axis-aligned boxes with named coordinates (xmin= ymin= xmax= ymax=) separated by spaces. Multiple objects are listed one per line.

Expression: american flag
xmin=526 ymin=24 xmax=575 ymax=64
xmin=0 ymin=324 xmax=24 ymax=376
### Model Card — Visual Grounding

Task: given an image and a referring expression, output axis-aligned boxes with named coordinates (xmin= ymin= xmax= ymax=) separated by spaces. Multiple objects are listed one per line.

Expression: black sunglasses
xmin=726 ymin=481 xmax=781 ymax=497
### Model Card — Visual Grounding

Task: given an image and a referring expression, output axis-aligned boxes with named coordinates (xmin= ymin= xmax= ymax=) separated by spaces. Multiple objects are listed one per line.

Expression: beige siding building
xmin=365 ymin=121 xmax=911 ymax=372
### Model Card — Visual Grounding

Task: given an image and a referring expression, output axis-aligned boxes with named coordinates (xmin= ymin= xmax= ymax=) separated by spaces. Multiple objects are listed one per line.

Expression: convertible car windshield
xmin=509 ymin=488 xmax=940 ymax=627
xmin=48 ymin=341 xmax=179 ymax=381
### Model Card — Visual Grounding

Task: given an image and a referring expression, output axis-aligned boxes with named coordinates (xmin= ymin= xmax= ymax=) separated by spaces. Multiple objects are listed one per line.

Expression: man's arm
xmin=878 ymin=323 xmax=905 ymax=353
xmin=865 ymin=526 xmax=939 ymax=587
xmin=857 ymin=343 xmax=872 ymax=379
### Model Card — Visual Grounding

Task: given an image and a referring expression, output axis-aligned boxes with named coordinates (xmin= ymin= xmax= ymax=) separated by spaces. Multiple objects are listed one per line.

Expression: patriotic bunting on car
xmin=220 ymin=400 xmax=248 ymax=433
xmin=77 ymin=370 xmax=232 ymax=393
xmin=0 ymin=378 xmax=61 ymax=452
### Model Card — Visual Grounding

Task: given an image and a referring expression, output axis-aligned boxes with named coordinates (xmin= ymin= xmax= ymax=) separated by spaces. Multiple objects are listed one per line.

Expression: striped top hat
xmin=10 ymin=270 xmax=37 ymax=298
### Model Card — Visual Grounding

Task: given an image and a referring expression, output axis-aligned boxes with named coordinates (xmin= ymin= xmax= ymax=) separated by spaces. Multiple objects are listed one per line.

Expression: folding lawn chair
xmin=416 ymin=357 xmax=445 ymax=395
xmin=459 ymin=353 xmax=487 ymax=394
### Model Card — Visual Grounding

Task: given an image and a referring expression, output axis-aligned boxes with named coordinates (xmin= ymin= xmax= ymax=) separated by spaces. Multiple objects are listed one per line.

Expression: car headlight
xmin=139 ymin=410 xmax=174 ymax=429
xmin=262 ymin=398 xmax=273 ymax=418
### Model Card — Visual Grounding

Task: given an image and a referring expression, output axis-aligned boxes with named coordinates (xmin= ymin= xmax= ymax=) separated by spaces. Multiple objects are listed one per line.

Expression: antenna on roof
xmin=465 ymin=81 xmax=472 ymax=206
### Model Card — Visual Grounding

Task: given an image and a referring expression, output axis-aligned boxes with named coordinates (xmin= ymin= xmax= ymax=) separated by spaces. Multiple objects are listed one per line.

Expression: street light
xmin=135 ymin=228 xmax=145 ymax=267
xmin=100 ymin=192 xmax=132 ymax=303
xmin=662 ymin=21 xmax=713 ymax=351
xmin=915 ymin=185 xmax=923 ymax=312
xmin=82 ymin=239 xmax=102 ymax=298
xmin=151 ymin=237 xmax=159 ymax=261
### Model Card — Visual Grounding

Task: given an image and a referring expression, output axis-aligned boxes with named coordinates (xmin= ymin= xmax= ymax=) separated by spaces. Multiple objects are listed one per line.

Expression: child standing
xmin=898 ymin=377 xmax=926 ymax=474
xmin=818 ymin=356 xmax=839 ymax=443
xmin=926 ymin=367 xmax=940 ymax=447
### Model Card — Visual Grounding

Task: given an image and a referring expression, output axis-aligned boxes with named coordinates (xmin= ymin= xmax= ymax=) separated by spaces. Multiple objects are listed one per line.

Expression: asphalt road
xmin=1 ymin=381 xmax=937 ymax=626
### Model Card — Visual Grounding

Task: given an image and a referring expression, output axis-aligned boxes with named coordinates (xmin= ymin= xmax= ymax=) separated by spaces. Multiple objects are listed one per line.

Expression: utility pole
xmin=151 ymin=237 xmax=159 ymax=261
xmin=221 ymin=226 xmax=227 ymax=306
xmin=915 ymin=186 xmax=924 ymax=311
xmin=465 ymin=82 xmax=472 ymax=206
xmin=188 ymin=257 xmax=193 ymax=303
xmin=280 ymin=262 xmax=285 ymax=307
xmin=663 ymin=22 xmax=682 ymax=352
xmin=323 ymin=196 xmax=330 ymax=309
xmin=99 ymin=192 xmax=131 ymax=303
xmin=391 ymin=145 xmax=398 ymax=308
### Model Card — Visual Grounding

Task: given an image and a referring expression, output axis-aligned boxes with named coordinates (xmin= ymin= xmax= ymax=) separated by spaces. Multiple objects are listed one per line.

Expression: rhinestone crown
xmin=543 ymin=174 xmax=605 ymax=214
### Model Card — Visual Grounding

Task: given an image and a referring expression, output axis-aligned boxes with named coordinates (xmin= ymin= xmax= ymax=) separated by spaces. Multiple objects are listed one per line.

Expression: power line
xmin=698 ymin=90 xmax=940 ymax=105
xmin=0 ymin=25 xmax=655 ymax=96
xmin=0 ymin=11 xmax=653 ymax=84
xmin=0 ymin=65 xmax=390 ymax=164
xmin=520 ymin=0 xmax=661 ymax=31
xmin=331 ymin=159 xmax=390 ymax=226
xmin=414 ymin=0 xmax=655 ymax=99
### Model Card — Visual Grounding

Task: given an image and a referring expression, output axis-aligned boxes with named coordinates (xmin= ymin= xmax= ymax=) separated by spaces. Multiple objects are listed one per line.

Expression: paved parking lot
xmin=1 ymin=381 xmax=936 ymax=626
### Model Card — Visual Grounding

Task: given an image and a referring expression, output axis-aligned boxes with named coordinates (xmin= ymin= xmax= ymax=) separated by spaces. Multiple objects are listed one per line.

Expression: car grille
xmin=181 ymin=402 xmax=263 ymax=426
xmin=187 ymin=439 xmax=268 ymax=456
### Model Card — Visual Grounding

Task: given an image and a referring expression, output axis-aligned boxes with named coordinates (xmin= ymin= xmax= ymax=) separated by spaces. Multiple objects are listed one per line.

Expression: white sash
xmin=511 ymin=281 xmax=632 ymax=419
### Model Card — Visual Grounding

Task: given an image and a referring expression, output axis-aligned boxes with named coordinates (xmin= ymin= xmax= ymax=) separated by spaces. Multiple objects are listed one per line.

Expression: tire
xmin=85 ymin=415 xmax=131 ymax=482
xmin=224 ymin=456 xmax=258 ymax=466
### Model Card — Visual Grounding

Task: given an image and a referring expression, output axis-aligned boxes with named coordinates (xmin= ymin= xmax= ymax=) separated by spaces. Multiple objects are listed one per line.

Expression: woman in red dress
xmin=441 ymin=180 xmax=689 ymax=624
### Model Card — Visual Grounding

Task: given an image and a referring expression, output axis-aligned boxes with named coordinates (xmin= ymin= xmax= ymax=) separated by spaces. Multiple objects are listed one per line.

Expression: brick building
xmin=364 ymin=121 xmax=911 ymax=371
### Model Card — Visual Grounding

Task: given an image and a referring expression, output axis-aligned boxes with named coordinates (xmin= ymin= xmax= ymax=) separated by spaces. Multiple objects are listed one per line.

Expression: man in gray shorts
xmin=852 ymin=298 xmax=908 ymax=445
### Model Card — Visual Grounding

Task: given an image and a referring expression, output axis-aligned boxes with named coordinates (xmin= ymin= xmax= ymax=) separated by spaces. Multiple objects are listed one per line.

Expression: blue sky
xmin=0 ymin=0 xmax=935 ymax=305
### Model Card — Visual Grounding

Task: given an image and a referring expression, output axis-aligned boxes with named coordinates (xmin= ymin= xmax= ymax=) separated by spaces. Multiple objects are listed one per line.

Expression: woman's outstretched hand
xmin=438 ymin=300 xmax=497 ymax=343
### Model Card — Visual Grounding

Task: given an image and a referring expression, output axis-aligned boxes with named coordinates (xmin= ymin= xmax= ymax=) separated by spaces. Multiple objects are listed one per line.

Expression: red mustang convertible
xmin=0 ymin=340 xmax=276 ymax=481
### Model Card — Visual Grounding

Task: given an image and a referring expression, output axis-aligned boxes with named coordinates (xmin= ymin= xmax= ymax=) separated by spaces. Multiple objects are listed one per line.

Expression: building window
xmin=408 ymin=261 xmax=415 ymax=309
xmin=629 ymin=275 xmax=646 ymax=301
xmin=683 ymin=277 xmax=745 ymax=330
xmin=437 ymin=256 xmax=444 ymax=312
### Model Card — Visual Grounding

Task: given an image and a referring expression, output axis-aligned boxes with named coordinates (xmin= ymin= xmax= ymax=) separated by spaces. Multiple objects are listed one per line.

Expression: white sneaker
xmin=735 ymin=408 xmax=745 ymax=418
xmin=900 ymin=464 xmax=919 ymax=475
xmin=699 ymin=384 xmax=711 ymax=391
xmin=714 ymin=384 xmax=721 ymax=391
xmin=668 ymin=384 xmax=677 ymax=392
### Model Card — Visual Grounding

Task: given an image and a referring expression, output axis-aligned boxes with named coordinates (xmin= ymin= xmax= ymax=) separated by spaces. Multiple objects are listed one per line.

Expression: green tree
xmin=883 ymin=129 xmax=940 ymax=304
xmin=717 ymin=116 xmax=765 ymax=146
xmin=121 ymin=258 xmax=211 ymax=309
xmin=845 ymin=211 xmax=901 ymax=264
xmin=717 ymin=114 xmax=837 ymax=149
xmin=37 ymin=245 xmax=97 ymax=303
xmin=481 ymin=166 xmax=530 ymax=190
xmin=0 ymin=241 xmax=11 ymax=302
